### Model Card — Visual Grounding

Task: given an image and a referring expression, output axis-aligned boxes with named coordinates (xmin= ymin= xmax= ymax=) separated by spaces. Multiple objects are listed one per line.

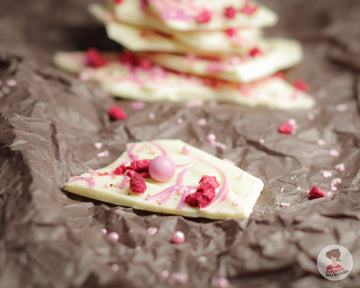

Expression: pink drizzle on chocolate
xmin=118 ymin=175 xmax=130 ymax=189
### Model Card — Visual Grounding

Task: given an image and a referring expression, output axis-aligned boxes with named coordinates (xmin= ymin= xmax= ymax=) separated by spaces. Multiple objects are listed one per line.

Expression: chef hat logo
xmin=317 ymin=245 xmax=353 ymax=281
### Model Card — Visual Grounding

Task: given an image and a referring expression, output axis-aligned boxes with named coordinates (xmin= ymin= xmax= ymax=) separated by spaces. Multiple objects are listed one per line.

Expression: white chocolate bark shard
xmin=113 ymin=0 xmax=277 ymax=32
xmin=89 ymin=3 xmax=262 ymax=56
xmin=139 ymin=38 xmax=303 ymax=83
xmin=53 ymin=51 xmax=315 ymax=109
xmin=64 ymin=140 xmax=264 ymax=219
xmin=106 ymin=22 xmax=191 ymax=53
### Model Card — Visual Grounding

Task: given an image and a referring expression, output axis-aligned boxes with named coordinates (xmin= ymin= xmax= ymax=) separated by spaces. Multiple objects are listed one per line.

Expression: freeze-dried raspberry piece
xmin=293 ymin=80 xmax=308 ymax=92
xmin=278 ymin=122 xmax=293 ymax=134
xmin=113 ymin=164 xmax=126 ymax=175
xmin=308 ymin=186 xmax=331 ymax=199
xmin=85 ymin=48 xmax=108 ymax=68
xmin=224 ymin=6 xmax=236 ymax=19
xmin=185 ymin=175 xmax=219 ymax=208
xmin=278 ymin=119 xmax=297 ymax=134
xmin=249 ymin=47 xmax=263 ymax=57
xmin=240 ymin=2 xmax=258 ymax=15
xmin=224 ymin=28 xmax=236 ymax=37
xmin=108 ymin=105 xmax=127 ymax=120
xmin=126 ymin=159 xmax=152 ymax=178
xmin=129 ymin=173 xmax=146 ymax=193
xmin=196 ymin=10 xmax=212 ymax=23
xmin=126 ymin=170 xmax=136 ymax=178
xmin=138 ymin=58 xmax=152 ymax=70
xmin=185 ymin=182 xmax=216 ymax=208
xmin=199 ymin=175 xmax=220 ymax=189
xmin=119 ymin=51 xmax=136 ymax=65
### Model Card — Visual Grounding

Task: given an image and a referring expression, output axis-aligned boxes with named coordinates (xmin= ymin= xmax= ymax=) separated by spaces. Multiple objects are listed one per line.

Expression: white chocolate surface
xmin=90 ymin=4 xmax=263 ymax=55
xmin=64 ymin=140 xmax=264 ymax=219
xmin=54 ymin=51 xmax=315 ymax=109
xmin=140 ymin=38 xmax=303 ymax=83
xmin=111 ymin=0 xmax=277 ymax=33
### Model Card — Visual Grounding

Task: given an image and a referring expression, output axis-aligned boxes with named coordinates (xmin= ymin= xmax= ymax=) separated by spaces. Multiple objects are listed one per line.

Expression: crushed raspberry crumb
xmin=240 ymin=2 xmax=258 ymax=15
xmin=278 ymin=119 xmax=297 ymax=134
xmin=196 ymin=10 xmax=212 ymax=23
xmin=118 ymin=51 xmax=136 ymax=65
xmin=108 ymin=105 xmax=127 ymax=120
xmin=225 ymin=28 xmax=236 ymax=37
xmin=185 ymin=175 xmax=219 ymax=208
xmin=249 ymin=47 xmax=263 ymax=57
xmin=113 ymin=164 xmax=126 ymax=175
xmin=199 ymin=175 xmax=220 ymax=189
xmin=126 ymin=159 xmax=151 ymax=178
xmin=85 ymin=48 xmax=108 ymax=68
xmin=113 ymin=0 xmax=123 ymax=3
xmin=224 ymin=6 xmax=236 ymax=19
xmin=138 ymin=58 xmax=152 ymax=70
xmin=274 ymin=72 xmax=286 ymax=79
xmin=308 ymin=186 xmax=331 ymax=199
xmin=293 ymin=80 xmax=308 ymax=92
xmin=129 ymin=173 xmax=146 ymax=193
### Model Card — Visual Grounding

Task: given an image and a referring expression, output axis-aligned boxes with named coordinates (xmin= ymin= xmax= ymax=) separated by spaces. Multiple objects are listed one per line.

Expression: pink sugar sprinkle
xmin=182 ymin=145 xmax=191 ymax=155
xmin=335 ymin=163 xmax=345 ymax=172
xmin=111 ymin=263 xmax=120 ymax=271
xmin=6 ymin=79 xmax=17 ymax=87
xmin=317 ymin=139 xmax=326 ymax=146
xmin=216 ymin=277 xmax=231 ymax=288
xmin=97 ymin=150 xmax=109 ymax=158
xmin=197 ymin=118 xmax=207 ymax=126
xmin=94 ymin=142 xmax=103 ymax=150
xmin=105 ymin=183 xmax=111 ymax=188
xmin=131 ymin=101 xmax=145 ymax=110
xmin=172 ymin=231 xmax=185 ymax=244
xmin=186 ymin=99 xmax=204 ymax=107
xmin=330 ymin=178 xmax=342 ymax=191
xmin=172 ymin=273 xmax=189 ymax=284
xmin=232 ymin=201 xmax=240 ymax=206
xmin=280 ymin=202 xmax=290 ymax=208
xmin=160 ymin=270 xmax=170 ymax=280
xmin=329 ymin=149 xmax=339 ymax=157
xmin=79 ymin=72 xmax=89 ymax=82
xmin=108 ymin=232 xmax=120 ymax=242
xmin=135 ymin=246 xmax=142 ymax=252
xmin=177 ymin=118 xmax=183 ymax=124
xmin=259 ymin=138 xmax=265 ymax=144
xmin=308 ymin=114 xmax=315 ymax=121
xmin=336 ymin=104 xmax=348 ymax=112
xmin=322 ymin=170 xmax=333 ymax=178
xmin=101 ymin=228 xmax=108 ymax=234
xmin=206 ymin=133 xmax=216 ymax=143
xmin=206 ymin=133 xmax=227 ymax=150
xmin=149 ymin=112 xmax=155 ymax=120
xmin=147 ymin=227 xmax=158 ymax=236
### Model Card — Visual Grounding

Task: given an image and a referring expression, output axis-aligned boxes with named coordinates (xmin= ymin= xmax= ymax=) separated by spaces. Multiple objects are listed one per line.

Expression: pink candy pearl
xmin=182 ymin=145 xmax=191 ymax=155
xmin=108 ymin=232 xmax=120 ymax=242
xmin=172 ymin=230 xmax=186 ymax=244
xmin=149 ymin=156 xmax=175 ymax=182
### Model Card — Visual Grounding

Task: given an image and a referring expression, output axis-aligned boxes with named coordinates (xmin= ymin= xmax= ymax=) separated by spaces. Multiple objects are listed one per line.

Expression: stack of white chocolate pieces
xmin=55 ymin=0 xmax=315 ymax=109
